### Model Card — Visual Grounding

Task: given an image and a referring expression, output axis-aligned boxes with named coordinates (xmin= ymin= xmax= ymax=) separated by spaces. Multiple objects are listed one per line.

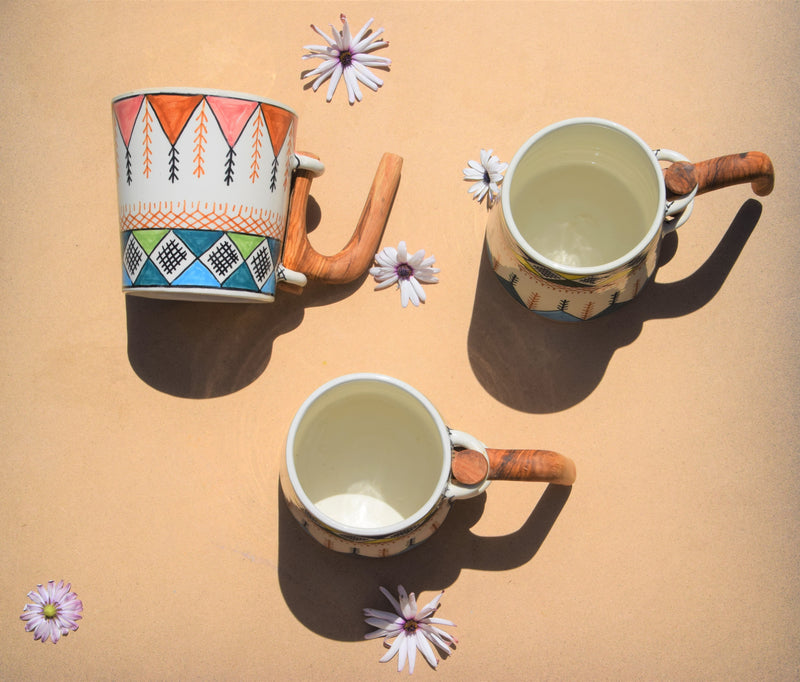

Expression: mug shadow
xmin=467 ymin=199 xmax=763 ymax=413
xmin=277 ymin=481 xmax=572 ymax=640
xmin=125 ymin=197 xmax=366 ymax=399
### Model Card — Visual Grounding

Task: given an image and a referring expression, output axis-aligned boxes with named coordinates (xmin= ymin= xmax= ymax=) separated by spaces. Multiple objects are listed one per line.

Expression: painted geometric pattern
xmin=112 ymin=92 xmax=296 ymax=188
xmin=119 ymin=200 xmax=284 ymax=240
xmin=485 ymin=204 xmax=658 ymax=321
xmin=280 ymin=474 xmax=453 ymax=558
xmin=486 ymin=202 xmax=652 ymax=290
xmin=122 ymin=228 xmax=280 ymax=295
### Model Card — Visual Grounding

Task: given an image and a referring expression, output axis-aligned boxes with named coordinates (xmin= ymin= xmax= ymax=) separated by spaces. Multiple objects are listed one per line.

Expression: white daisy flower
xmin=463 ymin=149 xmax=509 ymax=206
xmin=20 ymin=580 xmax=83 ymax=644
xmin=364 ymin=585 xmax=457 ymax=674
xmin=302 ymin=14 xmax=391 ymax=104
xmin=369 ymin=241 xmax=439 ymax=307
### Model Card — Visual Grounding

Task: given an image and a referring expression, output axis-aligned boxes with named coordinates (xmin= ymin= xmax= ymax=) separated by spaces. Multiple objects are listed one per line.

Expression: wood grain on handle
xmin=281 ymin=152 xmax=403 ymax=284
xmin=451 ymin=448 xmax=576 ymax=487
xmin=663 ymin=151 xmax=774 ymax=198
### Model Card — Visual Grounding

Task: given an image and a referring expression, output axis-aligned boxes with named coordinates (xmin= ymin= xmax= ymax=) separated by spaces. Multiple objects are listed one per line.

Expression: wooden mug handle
xmin=663 ymin=151 xmax=774 ymax=198
xmin=451 ymin=448 xmax=576 ymax=487
xmin=281 ymin=152 xmax=403 ymax=285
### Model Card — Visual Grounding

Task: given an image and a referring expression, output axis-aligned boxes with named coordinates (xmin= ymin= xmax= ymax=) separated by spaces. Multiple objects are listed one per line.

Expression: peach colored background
xmin=2 ymin=2 xmax=798 ymax=679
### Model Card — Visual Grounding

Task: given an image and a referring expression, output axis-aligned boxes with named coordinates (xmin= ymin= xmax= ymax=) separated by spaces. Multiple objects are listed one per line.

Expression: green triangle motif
xmin=228 ymin=232 xmax=264 ymax=260
xmin=133 ymin=229 xmax=170 ymax=255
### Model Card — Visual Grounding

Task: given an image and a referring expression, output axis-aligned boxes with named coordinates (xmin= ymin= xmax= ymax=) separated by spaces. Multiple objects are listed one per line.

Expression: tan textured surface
xmin=2 ymin=2 xmax=798 ymax=679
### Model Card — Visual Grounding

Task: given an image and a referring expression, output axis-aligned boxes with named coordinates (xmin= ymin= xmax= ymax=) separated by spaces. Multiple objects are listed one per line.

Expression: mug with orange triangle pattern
xmin=112 ymin=88 xmax=398 ymax=303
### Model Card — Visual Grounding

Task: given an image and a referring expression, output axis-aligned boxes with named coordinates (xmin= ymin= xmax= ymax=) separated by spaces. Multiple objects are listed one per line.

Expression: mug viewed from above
xmin=281 ymin=374 xmax=488 ymax=557
xmin=505 ymin=119 xmax=665 ymax=273
xmin=281 ymin=373 xmax=576 ymax=557
xmin=287 ymin=375 xmax=454 ymax=535
xmin=486 ymin=117 xmax=773 ymax=321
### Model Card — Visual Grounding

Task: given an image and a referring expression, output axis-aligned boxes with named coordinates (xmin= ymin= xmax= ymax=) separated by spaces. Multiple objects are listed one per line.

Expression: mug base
xmin=490 ymin=268 xmax=633 ymax=322
xmin=124 ymin=286 xmax=275 ymax=304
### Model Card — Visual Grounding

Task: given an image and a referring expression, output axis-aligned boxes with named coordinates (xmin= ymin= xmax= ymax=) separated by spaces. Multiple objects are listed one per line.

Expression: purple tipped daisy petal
xmin=302 ymin=15 xmax=391 ymax=104
xmin=463 ymin=148 xmax=509 ymax=206
xmin=365 ymin=585 xmax=457 ymax=673
xmin=416 ymin=630 xmax=439 ymax=669
xmin=370 ymin=242 xmax=439 ymax=307
xmin=20 ymin=580 xmax=83 ymax=644
xmin=417 ymin=590 xmax=444 ymax=618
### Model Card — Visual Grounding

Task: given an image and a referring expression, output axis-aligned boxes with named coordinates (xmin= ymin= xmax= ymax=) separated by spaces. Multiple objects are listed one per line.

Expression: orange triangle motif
xmin=260 ymin=104 xmax=295 ymax=157
xmin=113 ymin=95 xmax=145 ymax=147
xmin=206 ymin=96 xmax=258 ymax=149
xmin=145 ymin=94 xmax=204 ymax=147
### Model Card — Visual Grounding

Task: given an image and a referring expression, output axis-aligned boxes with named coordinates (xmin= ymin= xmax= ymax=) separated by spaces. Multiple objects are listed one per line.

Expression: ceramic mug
xmin=281 ymin=373 xmax=576 ymax=557
xmin=113 ymin=88 xmax=401 ymax=302
xmin=486 ymin=117 xmax=774 ymax=321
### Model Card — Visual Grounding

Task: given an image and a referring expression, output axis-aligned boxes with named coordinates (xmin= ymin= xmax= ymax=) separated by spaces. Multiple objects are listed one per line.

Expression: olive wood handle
xmin=663 ymin=151 xmax=774 ymax=198
xmin=451 ymin=448 xmax=576 ymax=487
xmin=281 ymin=152 xmax=403 ymax=284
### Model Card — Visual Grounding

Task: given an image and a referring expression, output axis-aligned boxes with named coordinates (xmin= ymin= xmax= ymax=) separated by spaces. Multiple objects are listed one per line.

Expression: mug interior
xmin=506 ymin=119 xmax=664 ymax=273
xmin=289 ymin=376 xmax=448 ymax=536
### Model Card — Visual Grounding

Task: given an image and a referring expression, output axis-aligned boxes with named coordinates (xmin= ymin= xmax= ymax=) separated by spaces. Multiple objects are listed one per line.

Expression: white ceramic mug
xmin=281 ymin=373 xmax=576 ymax=557
xmin=113 ymin=88 xmax=403 ymax=303
xmin=486 ymin=117 xmax=774 ymax=321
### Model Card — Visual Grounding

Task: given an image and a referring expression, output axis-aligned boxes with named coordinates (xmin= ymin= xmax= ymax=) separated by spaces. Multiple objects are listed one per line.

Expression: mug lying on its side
xmin=113 ymin=88 xmax=401 ymax=302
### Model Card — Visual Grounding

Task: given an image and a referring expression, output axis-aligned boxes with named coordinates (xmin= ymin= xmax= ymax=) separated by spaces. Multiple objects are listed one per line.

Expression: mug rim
xmin=111 ymin=87 xmax=298 ymax=116
xmin=501 ymin=117 xmax=666 ymax=277
xmin=285 ymin=373 xmax=451 ymax=538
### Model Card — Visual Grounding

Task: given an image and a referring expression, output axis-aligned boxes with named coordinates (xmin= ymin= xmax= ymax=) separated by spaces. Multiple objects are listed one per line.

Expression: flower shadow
xmin=467 ymin=199 xmax=763 ymax=413
xmin=277 ymin=480 xmax=571 ymax=641
xmin=124 ymin=197 xmax=367 ymax=399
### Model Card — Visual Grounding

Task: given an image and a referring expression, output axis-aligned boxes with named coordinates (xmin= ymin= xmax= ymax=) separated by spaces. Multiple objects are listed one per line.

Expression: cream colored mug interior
xmin=507 ymin=120 xmax=663 ymax=272
xmin=289 ymin=377 xmax=449 ymax=536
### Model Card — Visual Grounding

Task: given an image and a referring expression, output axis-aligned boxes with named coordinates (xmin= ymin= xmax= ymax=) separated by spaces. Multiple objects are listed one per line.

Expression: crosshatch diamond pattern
xmin=122 ymin=233 xmax=146 ymax=282
xmin=122 ymin=229 xmax=280 ymax=295
xmin=152 ymin=232 xmax=193 ymax=282
xmin=246 ymin=240 xmax=275 ymax=289
xmin=199 ymin=234 xmax=243 ymax=283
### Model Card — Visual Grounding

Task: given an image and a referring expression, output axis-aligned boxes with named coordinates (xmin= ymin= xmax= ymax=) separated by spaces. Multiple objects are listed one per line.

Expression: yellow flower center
xmin=403 ymin=620 xmax=418 ymax=633
xmin=43 ymin=603 xmax=58 ymax=619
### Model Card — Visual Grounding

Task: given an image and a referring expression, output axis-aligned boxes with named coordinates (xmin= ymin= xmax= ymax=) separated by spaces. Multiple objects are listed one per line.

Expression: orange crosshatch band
xmin=119 ymin=201 xmax=284 ymax=240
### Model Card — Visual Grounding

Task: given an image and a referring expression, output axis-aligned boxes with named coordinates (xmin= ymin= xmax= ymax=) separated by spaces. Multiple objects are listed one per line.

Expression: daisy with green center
xmin=364 ymin=585 xmax=457 ymax=674
xmin=302 ymin=14 xmax=391 ymax=104
xmin=20 ymin=580 xmax=83 ymax=644
xmin=463 ymin=149 xmax=509 ymax=206
xmin=369 ymin=241 xmax=439 ymax=307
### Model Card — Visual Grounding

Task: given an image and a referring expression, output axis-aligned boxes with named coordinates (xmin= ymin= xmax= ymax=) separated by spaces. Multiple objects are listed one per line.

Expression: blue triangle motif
xmin=173 ymin=229 xmax=224 ymax=257
xmin=260 ymin=271 xmax=277 ymax=295
xmin=123 ymin=269 xmax=133 ymax=287
xmin=135 ymin=260 xmax=169 ymax=286
xmin=267 ymin=236 xmax=281 ymax=261
xmin=172 ymin=260 xmax=221 ymax=288
xmin=222 ymin=263 xmax=258 ymax=291
xmin=536 ymin=309 xmax=581 ymax=322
